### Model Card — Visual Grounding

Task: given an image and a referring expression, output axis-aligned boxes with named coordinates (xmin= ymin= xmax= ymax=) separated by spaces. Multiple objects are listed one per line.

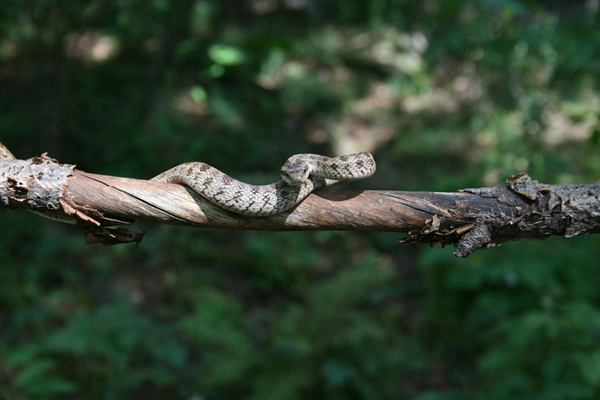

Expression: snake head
xmin=281 ymin=160 xmax=310 ymax=185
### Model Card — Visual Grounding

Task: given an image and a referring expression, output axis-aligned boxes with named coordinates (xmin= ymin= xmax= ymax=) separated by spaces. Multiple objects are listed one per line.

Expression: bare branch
xmin=1 ymin=144 xmax=599 ymax=257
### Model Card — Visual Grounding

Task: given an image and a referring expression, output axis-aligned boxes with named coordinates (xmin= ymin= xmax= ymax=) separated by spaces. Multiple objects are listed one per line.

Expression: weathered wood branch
xmin=1 ymin=146 xmax=599 ymax=257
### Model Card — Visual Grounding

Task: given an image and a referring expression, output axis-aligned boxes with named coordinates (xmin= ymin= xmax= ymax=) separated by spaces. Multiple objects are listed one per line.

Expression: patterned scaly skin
xmin=152 ymin=152 xmax=376 ymax=216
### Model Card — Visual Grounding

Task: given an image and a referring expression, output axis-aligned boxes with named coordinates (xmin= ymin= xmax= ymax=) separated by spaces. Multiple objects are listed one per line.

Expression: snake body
xmin=152 ymin=152 xmax=376 ymax=216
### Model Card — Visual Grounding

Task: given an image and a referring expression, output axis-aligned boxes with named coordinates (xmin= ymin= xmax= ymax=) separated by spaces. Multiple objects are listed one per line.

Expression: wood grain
xmin=3 ymin=151 xmax=600 ymax=257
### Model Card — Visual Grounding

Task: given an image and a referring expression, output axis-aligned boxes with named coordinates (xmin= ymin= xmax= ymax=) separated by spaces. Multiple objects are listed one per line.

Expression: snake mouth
xmin=280 ymin=173 xmax=304 ymax=186
xmin=280 ymin=164 xmax=310 ymax=185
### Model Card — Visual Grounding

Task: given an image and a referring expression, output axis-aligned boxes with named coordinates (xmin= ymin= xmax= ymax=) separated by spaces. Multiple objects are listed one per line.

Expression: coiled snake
xmin=152 ymin=152 xmax=376 ymax=216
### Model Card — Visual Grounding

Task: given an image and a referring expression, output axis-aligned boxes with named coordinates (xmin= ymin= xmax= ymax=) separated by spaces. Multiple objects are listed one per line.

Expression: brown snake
xmin=152 ymin=152 xmax=376 ymax=216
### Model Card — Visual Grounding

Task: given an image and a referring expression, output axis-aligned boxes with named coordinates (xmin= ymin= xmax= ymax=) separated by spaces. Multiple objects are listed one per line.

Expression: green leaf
xmin=207 ymin=44 xmax=245 ymax=66
xmin=190 ymin=86 xmax=207 ymax=103
xmin=15 ymin=359 xmax=55 ymax=386
xmin=4 ymin=345 xmax=41 ymax=368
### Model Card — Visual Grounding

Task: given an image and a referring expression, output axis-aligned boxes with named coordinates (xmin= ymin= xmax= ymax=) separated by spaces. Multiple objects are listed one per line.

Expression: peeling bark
xmin=0 ymin=155 xmax=76 ymax=223
xmin=1 ymin=144 xmax=599 ymax=256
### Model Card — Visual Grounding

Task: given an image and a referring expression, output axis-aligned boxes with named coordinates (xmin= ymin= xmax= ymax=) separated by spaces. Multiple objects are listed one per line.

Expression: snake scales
xmin=152 ymin=152 xmax=376 ymax=216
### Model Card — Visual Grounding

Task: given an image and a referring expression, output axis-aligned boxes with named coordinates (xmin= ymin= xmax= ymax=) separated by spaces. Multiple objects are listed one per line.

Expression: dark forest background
xmin=2 ymin=0 xmax=600 ymax=399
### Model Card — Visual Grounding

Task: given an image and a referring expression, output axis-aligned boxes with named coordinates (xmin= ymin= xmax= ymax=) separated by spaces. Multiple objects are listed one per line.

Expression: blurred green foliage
xmin=1 ymin=0 xmax=600 ymax=399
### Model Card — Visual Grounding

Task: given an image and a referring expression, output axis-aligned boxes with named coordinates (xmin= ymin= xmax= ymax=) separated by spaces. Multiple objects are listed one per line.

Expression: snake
xmin=151 ymin=152 xmax=376 ymax=216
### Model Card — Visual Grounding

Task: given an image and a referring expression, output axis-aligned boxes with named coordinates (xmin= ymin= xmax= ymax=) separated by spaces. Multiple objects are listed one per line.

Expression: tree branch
xmin=1 ymin=145 xmax=599 ymax=257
